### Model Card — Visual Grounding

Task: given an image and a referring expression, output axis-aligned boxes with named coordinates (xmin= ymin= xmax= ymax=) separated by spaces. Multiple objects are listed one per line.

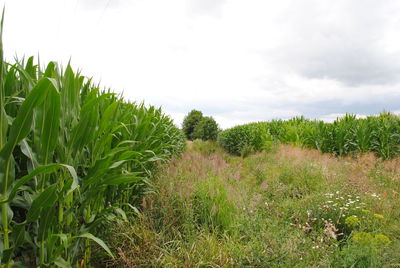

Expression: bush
xmin=193 ymin=116 xmax=219 ymax=141
xmin=182 ymin=110 xmax=203 ymax=140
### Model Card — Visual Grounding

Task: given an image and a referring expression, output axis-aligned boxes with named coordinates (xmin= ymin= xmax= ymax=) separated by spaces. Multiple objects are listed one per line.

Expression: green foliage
xmin=332 ymin=232 xmax=391 ymax=267
xmin=193 ymin=116 xmax=219 ymax=141
xmin=193 ymin=177 xmax=236 ymax=233
xmin=0 ymin=16 xmax=185 ymax=266
xmin=182 ymin=109 xmax=203 ymax=140
xmin=277 ymin=164 xmax=324 ymax=198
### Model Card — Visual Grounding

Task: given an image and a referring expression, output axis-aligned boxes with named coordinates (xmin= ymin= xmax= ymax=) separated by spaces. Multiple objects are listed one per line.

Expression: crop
xmin=218 ymin=113 xmax=400 ymax=159
xmin=0 ymin=14 xmax=185 ymax=266
xmin=217 ymin=122 xmax=270 ymax=156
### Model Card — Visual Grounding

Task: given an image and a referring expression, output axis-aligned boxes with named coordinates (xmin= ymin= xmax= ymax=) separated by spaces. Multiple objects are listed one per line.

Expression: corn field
xmin=0 ymin=15 xmax=185 ymax=266
xmin=218 ymin=114 xmax=400 ymax=159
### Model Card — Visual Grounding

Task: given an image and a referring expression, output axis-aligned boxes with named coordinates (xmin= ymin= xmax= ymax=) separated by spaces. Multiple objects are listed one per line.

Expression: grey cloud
xmin=271 ymin=95 xmax=400 ymax=119
xmin=266 ymin=0 xmax=400 ymax=86
xmin=298 ymin=47 xmax=400 ymax=86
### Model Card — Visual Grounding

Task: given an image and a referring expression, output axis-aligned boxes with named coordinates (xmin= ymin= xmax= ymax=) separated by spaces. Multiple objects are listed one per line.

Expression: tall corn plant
xmin=218 ymin=113 xmax=400 ymax=159
xmin=0 ymin=13 xmax=185 ymax=266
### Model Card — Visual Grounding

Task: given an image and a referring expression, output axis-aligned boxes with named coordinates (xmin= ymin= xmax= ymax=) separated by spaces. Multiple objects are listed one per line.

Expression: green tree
xmin=182 ymin=110 xmax=203 ymax=140
xmin=193 ymin=116 xmax=219 ymax=141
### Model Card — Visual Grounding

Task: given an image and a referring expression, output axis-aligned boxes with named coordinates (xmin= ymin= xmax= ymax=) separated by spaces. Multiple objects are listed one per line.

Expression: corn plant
xmin=218 ymin=113 xmax=400 ymax=159
xmin=0 ymin=12 xmax=185 ymax=266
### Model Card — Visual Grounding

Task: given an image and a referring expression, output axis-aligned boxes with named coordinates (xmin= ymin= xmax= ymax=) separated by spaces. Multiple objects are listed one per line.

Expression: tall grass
xmin=0 ymin=14 xmax=185 ymax=266
xmin=218 ymin=114 xmax=400 ymax=159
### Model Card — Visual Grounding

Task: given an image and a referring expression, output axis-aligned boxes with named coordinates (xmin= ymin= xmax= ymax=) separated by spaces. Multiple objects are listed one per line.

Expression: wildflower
xmin=373 ymin=234 xmax=391 ymax=246
xmin=352 ymin=232 xmax=373 ymax=245
xmin=307 ymin=210 xmax=312 ymax=217
xmin=345 ymin=216 xmax=360 ymax=228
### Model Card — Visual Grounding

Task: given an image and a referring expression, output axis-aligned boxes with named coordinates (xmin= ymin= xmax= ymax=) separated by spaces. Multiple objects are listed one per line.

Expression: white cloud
xmin=3 ymin=0 xmax=400 ymax=128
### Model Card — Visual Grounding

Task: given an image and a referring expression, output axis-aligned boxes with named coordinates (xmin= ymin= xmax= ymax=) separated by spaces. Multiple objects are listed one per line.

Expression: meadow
xmin=101 ymin=140 xmax=400 ymax=267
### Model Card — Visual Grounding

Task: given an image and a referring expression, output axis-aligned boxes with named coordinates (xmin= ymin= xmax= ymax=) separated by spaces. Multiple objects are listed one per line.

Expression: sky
xmin=3 ymin=0 xmax=400 ymax=128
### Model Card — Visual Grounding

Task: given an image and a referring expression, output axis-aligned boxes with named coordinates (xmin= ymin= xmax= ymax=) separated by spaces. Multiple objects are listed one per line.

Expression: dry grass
xmin=276 ymin=144 xmax=381 ymax=193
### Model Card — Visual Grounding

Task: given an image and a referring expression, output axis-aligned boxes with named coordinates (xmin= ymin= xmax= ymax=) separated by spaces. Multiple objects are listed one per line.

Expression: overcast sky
xmin=3 ymin=0 xmax=400 ymax=128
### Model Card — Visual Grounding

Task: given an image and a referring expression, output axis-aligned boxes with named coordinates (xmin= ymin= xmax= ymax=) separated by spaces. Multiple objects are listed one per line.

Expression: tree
xmin=182 ymin=109 xmax=203 ymax=140
xmin=193 ymin=116 xmax=219 ymax=141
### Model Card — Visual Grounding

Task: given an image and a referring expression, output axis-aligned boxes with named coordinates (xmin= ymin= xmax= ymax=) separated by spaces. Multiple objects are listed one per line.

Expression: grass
xmin=100 ymin=141 xmax=400 ymax=267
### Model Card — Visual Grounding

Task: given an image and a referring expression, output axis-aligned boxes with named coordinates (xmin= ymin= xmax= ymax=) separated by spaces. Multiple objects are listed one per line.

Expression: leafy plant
xmin=182 ymin=109 xmax=203 ymax=140
xmin=0 ymin=13 xmax=185 ymax=266
xmin=218 ymin=113 xmax=400 ymax=159
xmin=193 ymin=116 xmax=219 ymax=141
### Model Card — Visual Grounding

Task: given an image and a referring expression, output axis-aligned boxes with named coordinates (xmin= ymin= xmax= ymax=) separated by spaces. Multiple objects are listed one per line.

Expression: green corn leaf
xmin=37 ymin=81 xmax=61 ymax=165
xmin=53 ymin=257 xmax=71 ymax=268
xmin=76 ymin=233 xmax=113 ymax=258
xmin=37 ymin=205 xmax=56 ymax=242
xmin=26 ymin=184 xmax=58 ymax=222
xmin=1 ymin=163 xmax=77 ymax=204
xmin=103 ymin=173 xmax=142 ymax=186
xmin=0 ymin=78 xmax=58 ymax=194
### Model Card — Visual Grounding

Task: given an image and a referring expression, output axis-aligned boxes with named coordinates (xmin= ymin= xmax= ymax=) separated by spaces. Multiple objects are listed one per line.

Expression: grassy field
xmin=100 ymin=140 xmax=400 ymax=267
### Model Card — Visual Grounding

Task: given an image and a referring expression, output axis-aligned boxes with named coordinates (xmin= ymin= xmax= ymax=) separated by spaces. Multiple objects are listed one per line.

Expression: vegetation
xmin=3 ymin=8 xmax=400 ymax=266
xmin=182 ymin=109 xmax=203 ymax=140
xmin=102 ymin=141 xmax=400 ymax=267
xmin=218 ymin=113 xmax=400 ymax=159
xmin=183 ymin=110 xmax=220 ymax=142
xmin=217 ymin=122 xmax=272 ymax=156
xmin=0 ymin=17 xmax=185 ymax=266
xmin=193 ymin=116 xmax=219 ymax=141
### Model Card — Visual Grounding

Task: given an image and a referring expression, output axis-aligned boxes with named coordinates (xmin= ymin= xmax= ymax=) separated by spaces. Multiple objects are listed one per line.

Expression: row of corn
xmin=218 ymin=113 xmax=400 ymax=159
xmin=0 ymin=16 xmax=185 ymax=267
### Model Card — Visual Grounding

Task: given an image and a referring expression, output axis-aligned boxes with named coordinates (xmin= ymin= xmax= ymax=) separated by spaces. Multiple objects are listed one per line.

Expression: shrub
xmin=182 ymin=110 xmax=203 ymax=140
xmin=193 ymin=116 xmax=219 ymax=141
